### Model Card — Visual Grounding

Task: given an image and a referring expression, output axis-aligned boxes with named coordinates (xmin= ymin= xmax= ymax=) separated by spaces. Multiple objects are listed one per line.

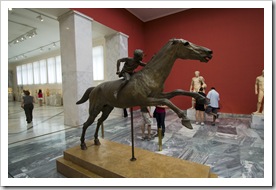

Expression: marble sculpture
xmin=254 ymin=70 xmax=264 ymax=114
xmin=189 ymin=70 xmax=207 ymax=109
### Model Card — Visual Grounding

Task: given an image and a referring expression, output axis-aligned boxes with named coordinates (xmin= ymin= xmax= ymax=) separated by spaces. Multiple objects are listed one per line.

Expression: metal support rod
xmin=130 ymin=107 xmax=136 ymax=161
xmin=101 ymin=123 xmax=104 ymax=138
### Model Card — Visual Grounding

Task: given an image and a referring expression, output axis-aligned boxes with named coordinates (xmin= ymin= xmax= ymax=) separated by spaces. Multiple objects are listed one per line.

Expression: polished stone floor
xmin=7 ymin=101 xmax=264 ymax=179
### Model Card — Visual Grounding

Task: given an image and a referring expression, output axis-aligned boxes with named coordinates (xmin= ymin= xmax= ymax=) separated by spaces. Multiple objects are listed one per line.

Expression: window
xmin=27 ymin=63 xmax=33 ymax=84
xmin=47 ymin=57 xmax=56 ymax=83
xmin=16 ymin=66 xmax=22 ymax=85
xmin=33 ymin=61 xmax=40 ymax=84
xmin=40 ymin=59 xmax=47 ymax=84
xmin=22 ymin=64 xmax=28 ymax=85
xmin=15 ymin=56 xmax=62 ymax=86
xmin=92 ymin=45 xmax=104 ymax=80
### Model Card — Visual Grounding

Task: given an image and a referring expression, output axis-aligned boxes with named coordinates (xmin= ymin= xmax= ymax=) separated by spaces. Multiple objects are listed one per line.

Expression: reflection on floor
xmin=8 ymin=101 xmax=264 ymax=178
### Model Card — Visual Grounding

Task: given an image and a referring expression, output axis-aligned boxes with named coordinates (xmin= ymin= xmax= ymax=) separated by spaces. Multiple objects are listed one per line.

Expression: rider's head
xmin=133 ymin=49 xmax=144 ymax=61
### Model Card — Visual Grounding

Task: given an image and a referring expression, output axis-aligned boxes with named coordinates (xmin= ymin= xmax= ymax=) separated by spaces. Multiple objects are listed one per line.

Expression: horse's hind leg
xmin=80 ymin=114 xmax=97 ymax=150
xmin=94 ymin=105 xmax=114 ymax=145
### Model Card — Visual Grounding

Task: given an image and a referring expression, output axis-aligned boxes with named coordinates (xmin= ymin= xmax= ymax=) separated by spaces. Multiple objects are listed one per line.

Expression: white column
xmin=105 ymin=32 xmax=128 ymax=81
xmin=105 ymin=32 xmax=128 ymax=116
xmin=58 ymin=10 xmax=94 ymax=126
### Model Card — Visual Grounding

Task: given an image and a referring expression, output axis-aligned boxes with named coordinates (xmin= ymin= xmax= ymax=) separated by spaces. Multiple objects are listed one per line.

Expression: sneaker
xmin=27 ymin=123 xmax=33 ymax=129
xmin=195 ymin=122 xmax=199 ymax=125
xmin=201 ymin=122 xmax=204 ymax=126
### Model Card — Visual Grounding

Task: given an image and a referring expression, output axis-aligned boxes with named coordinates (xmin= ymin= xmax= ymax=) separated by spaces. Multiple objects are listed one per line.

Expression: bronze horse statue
xmin=77 ymin=38 xmax=213 ymax=150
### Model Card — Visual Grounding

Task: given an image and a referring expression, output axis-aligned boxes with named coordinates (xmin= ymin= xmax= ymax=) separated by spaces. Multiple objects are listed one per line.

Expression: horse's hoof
xmin=94 ymin=139 xmax=101 ymax=145
xmin=80 ymin=143 xmax=87 ymax=150
xmin=181 ymin=119 xmax=193 ymax=129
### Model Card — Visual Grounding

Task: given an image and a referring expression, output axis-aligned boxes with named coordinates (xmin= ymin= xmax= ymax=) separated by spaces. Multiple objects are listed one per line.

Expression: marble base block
xmin=187 ymin=108 xmax=196 ymax=121
xmin=56 ymin=139 xmax=217 ymax=178
xmin=250 ymin=114 xmax=264 ymax=129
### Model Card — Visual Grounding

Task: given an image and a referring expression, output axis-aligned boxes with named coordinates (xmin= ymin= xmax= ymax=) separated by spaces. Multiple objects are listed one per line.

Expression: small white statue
xmin=254 ymin=70 xmax=264 ymax=114
xmin=189 ymin=71 xmax=207 ymax=109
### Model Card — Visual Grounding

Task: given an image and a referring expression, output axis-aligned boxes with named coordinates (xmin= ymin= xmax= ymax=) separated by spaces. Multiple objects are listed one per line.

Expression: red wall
xmin=143 ymin=9 xmax=264 ymax=114
xmin=73 ymin=8 xmax=264 ymax=114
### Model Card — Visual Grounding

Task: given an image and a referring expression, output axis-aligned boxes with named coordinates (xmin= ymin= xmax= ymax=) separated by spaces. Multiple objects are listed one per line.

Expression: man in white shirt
xmin=205 ymin=87 xmax=220 ymax=126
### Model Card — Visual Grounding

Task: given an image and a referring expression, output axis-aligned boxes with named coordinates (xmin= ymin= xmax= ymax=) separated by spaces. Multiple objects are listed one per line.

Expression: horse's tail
xmin=76 ymin=87 xmax=95 ymax=105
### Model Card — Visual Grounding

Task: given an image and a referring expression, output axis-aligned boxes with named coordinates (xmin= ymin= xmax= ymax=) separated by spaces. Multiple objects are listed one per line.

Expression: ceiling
xmin=8 ymin=8 xmax=68 ymax=64
xmin=8 ymin=8 xmax=188 ymax=64
xmin=126 ymin=8 xmax=188 ymax=22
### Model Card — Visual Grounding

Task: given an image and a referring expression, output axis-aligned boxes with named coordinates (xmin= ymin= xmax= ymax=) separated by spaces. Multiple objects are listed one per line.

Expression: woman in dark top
xmin=195 ymin=87 xmax=206 ymax=125
xmin=21 ymin=90 xmax=34 ymax=124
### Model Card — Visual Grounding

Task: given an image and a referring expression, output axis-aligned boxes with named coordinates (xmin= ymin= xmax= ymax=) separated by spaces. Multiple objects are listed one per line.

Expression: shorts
xmin=195 ymin=104 xmax=205 ymax=111
xmin=141 ymin=112 xmax=152 ymax=125
xmin=205 ymin=106 xmax=219 ymax=114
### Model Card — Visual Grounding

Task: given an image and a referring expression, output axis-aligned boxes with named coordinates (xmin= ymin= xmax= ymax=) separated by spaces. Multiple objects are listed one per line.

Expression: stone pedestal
xmin=46 ymin=94 xmax=62 ymax=106
xmin=56 ymin=139 xmax=217 ymax=178
xmin=8 ymin=93 xmax=13 ymax=101
xmin=187 ymin=108 xmax=196 ymax=121
xmin=250 ymin=113 xmax=264 ymax=129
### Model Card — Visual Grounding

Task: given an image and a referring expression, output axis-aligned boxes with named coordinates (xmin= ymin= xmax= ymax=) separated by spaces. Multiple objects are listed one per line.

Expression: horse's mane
xmin=145 ymin=40 xmax=174 ymax=67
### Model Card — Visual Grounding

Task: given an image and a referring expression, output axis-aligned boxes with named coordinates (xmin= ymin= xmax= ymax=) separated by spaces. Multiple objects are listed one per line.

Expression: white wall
xmin=8 ymin=49 xmax=62 ymax=104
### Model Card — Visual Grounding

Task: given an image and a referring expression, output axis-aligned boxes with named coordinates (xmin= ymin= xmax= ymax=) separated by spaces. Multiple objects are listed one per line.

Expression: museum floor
xmin=8 ymin=101 xmax=264 ymax=178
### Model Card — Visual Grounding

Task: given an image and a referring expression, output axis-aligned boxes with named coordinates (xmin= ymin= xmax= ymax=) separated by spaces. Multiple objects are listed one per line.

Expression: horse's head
xmin=171 ymin=39 xmax=213 ymax=62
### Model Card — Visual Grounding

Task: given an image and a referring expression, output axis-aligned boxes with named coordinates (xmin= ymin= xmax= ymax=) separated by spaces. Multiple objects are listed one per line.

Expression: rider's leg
xmin=114 ymin=72 xmax=130 ymax=98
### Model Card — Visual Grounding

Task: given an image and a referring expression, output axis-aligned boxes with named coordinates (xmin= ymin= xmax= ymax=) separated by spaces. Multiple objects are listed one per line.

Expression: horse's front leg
xmin=158 ymin=89 xmax=206 ymax=104
xmin=145 ymin=97 xmax=193 ymax=129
